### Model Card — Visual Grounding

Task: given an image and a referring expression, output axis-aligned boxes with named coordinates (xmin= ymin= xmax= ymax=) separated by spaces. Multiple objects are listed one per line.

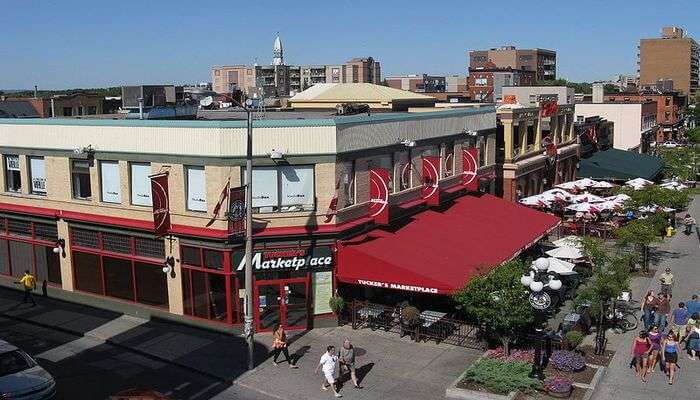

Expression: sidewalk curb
xmin=0 ymin=311 xmax=234 ymax=384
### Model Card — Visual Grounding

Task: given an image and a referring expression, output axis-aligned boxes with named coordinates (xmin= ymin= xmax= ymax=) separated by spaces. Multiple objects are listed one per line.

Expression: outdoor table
xmin=419 ymin=311 xmax=449 ymax=343
xmin=420 ymin=310 xmax=447 ymax=327
xmin=358 ymin=305 xmax=384 ymax=319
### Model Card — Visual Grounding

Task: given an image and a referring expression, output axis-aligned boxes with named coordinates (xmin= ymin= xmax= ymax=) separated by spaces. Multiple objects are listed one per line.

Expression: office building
xmin=638 ymin=26 xmax=699 ymax=98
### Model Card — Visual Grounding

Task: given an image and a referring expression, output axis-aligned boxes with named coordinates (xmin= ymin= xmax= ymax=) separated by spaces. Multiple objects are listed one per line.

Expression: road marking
xmin=36 ymin=315 xmax=147 ymax=362
xmin=188 ymin=382 xmax=220 ymax=400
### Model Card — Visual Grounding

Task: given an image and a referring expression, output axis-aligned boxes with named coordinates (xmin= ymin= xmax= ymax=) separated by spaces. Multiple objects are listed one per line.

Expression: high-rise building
xmin=468 ymin=46 xmax=556 ymax=81
xmin=211 ymin=35 xmax=381 ymax=97
xmin=639 ymin=26 xmax=699 ymax=98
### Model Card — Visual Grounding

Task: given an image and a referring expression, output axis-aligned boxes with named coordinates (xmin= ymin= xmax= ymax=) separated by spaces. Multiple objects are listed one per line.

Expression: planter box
xmin=445 ymin=370 xmax=517 ymax=400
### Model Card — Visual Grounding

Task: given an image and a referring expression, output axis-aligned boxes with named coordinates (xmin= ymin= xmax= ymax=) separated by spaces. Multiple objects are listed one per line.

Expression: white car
xmin=0 ymin=340 xmax=55 ymax=400
xmin=662 ymin=141 xmax=679 ymax=148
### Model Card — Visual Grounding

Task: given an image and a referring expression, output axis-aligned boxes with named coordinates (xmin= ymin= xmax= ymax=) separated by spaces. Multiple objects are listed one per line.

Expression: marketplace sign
xmin=356 ymin=279 xmax=439 ymax=294
xmin=234 ymin=246 xmax=334 ymax=272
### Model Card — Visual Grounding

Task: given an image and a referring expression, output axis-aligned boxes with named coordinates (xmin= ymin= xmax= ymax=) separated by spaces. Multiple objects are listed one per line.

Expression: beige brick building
xmin=639 ymin=26 xmax=699 ymax=98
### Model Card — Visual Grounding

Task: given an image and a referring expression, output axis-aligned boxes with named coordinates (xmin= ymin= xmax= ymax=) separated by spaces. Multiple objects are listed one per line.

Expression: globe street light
xmin=521 ymin=257 xmax=562 ymax=380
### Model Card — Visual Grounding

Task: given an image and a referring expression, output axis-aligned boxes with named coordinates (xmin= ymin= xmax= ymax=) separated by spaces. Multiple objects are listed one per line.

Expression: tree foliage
xmin=6 ymin=87 xmax=122 ymax=98
xmin=575 ymin=238 xmax=631 ymax=317
xmin=536 ymin=79 xmax=591 ymax=94
xmin=686 ymin=127 xmax=700 ymax=144
xmin=615 ymin=185 xmax=691 ymax=211
xmin=657 ymin=146 xmax=699 ymax=180
xmin=453 ymin=260 xmax=534 ymax=353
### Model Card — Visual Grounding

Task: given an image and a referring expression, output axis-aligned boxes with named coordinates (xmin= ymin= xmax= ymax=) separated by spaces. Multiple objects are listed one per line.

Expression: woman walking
xmin=661 ymin=331 xmax=680 ymax=385
xmin=630 ymin=330 xmax=651 ymax=382
xmin=647 ymin=325 xmax=663 ymax=375
xmin=339 ymin=338 xmax=363 ymax=389
xmin=641 ymin=290 xmax=657 ymax=330
xmin=271 ymin=324 xmax=298 ymax=368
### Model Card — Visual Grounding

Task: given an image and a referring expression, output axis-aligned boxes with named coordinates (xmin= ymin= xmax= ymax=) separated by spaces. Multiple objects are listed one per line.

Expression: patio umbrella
xmin=545 ymin=257 xmax=578 ymax=276
xmin=638 ymin=204 xmax=660 ymax=213
xmin=566 ymin=202 xmax=600 ymax=213
xmin=604 ymin=193 xmax=631 ymax=203
xmin=519 ymin=195 xmax=549 ymax=207
xmin=591 ymin=180 xmax=615 ymax=189
xmin=546 ymin=246 xmax=584 ymax=260
xmin=596 ymin=200 xmax=622 ymax=211
xmin=625 ymin=178 xmax=653 ymax=188
xmin=555 ymin=181 xmax=581 ymax=191
xmin=571 ymin=193 xmax=605 ymax=203
xmin=540 ymin=189 xmax=572 ymax=203
xmin=552 ymin=235 xmax=582 ymax=248
xmin=571 ymin=178 xmax=599 ymax=188
xmin=660 ymin=182 xmax=688 ymax=191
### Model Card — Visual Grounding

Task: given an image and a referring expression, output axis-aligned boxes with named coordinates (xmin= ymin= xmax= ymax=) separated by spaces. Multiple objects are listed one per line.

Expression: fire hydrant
xmin=666 ymin=226 xmax=675 ymax=237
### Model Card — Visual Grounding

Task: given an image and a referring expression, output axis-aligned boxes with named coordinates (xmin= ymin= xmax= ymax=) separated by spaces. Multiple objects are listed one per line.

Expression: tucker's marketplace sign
xmin=233 ymin=246 xmax=334 ymax=272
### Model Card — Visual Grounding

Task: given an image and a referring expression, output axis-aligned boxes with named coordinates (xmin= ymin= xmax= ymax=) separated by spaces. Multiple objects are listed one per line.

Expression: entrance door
xmin=255 ymin=279 xmax=308 ymax=331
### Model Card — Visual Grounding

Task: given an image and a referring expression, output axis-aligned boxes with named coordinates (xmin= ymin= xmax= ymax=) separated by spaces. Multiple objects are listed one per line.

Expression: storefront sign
xmin=234 ymin=246 xmax=334 ymax=272
xmin=149 ymin=172 xmax=171 ymax=237
xmin=369 ymin=168 xmax=390 ymax=225
xmin=421 ymin=156 xmax=440 ymax=206
xmin=356 ymin=279 xmax=439 ymax=294
xmin=462 ymin=147 xmax=479 ymax=191
xmin=228 ymin=185 xmax=246 ymax=236
xmin=313 ymin=271 xmax=333 ymax=314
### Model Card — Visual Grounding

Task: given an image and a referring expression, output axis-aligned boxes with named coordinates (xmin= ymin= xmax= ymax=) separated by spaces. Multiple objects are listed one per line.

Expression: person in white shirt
xmin=315 ymin=345 xmax=342 ymax=397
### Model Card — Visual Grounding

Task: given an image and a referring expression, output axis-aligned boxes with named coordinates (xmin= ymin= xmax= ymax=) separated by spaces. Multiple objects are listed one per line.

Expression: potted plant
xmin=328 ymin=295 xmax=344 ymax=315
xmin=543 ymin=376 xmax=573 ymax=398
xmin=550 ymin=350 xmax=586 ymax=372
xmin=565 ymin=330 xmax=584 ymax=351
xmin=400 ymin=305 xmax=420 ymax=339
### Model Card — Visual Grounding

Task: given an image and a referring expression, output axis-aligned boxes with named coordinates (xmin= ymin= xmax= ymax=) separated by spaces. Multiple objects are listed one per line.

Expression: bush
xmin=543 ymin=376 xmax=573 ymax=394
xmin=328 ymin=296 xmax=344 ymax=314
xmin=464 ymin=358 xmax=541 ymax=394
xmin=550 ymin=350 xmax=586 ymax=372
xmin=565 ymin=331 xmax=585 ymax=349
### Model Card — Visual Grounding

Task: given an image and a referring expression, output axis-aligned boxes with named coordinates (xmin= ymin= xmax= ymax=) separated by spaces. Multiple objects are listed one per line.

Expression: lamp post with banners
xmin=520 ymin=257 xmax=562 ymax=380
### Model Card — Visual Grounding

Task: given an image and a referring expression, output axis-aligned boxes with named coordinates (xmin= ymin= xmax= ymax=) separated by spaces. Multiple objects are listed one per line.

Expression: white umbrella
xmin=542 ymin=188 xmax=573 ymax=200
xmin=626 ymin=178 xmax=653 ymax=188
xmin=519 ymin=195 xmax=549 ymax=207
xmin=604 ymin=193 xmax=631 ymax=203
xmin=638 ymin=204 xmax=659 ymax=213
xmin=591 ymin=180 xmax=615 ymax=189
xmin=571 ymin=193 xmax=605 ymax=203
xmin=546 ymin=246 xmax=584 ymax=260
xmin=555 ymin=181 xmax=581 ymax=191
xmin=660 ymin=182 xmax=688 ymax=191
xmin=566 ymin=202 xmax=601 ymax=213
xmin=597 ymin=200 xmax=623 ymax=211
xmin=546 ymin=257 xmax=578 ymax=276
xmin=571 ymin=178 xmax=598 ymax=188
xmin=552 ymin=235 xmax=582 ymax=248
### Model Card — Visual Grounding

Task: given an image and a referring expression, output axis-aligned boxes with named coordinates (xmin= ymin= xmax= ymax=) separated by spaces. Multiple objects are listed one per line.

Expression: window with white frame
xmin=71 ymin=160 xmax=92 ymax=200
xmin=245 ymin=165 xmax=315 ymax=213
xmin=100 ymin=161 xmax=121 ymax=203
xmin=29 ymin=157 xmax=46 ymax=195
xmin=130 ymin=163 xmax=152 ymax=206
xmin=4 ymin=155 xmax=21 ymax=193
xmin=186 ymin=166 xmax=207 ymax=212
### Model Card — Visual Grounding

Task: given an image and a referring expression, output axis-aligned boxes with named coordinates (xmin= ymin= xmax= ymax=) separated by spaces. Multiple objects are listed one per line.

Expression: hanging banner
xmin=324 ymin=193 xmax=339 ymax=223
xmin=540 ymin=101 xmax=558 ymax=118
xmin=421 ymin=156 xmax=440 ymax=206
xmin=228 ymin=185 xmax=246 ymax=236
xmin=542 ymin=135 xmax=558 ymax=157
xmin=462 ymin=147 xmax=479 ymax=191
xmin=149 ymin=172 xmax=171 ymax=237
xmin=369 ymin=168 xmax=390 ymax=225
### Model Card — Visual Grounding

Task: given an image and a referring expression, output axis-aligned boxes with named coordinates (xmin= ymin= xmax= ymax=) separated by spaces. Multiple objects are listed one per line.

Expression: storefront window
xmin=9 ymin=240 xmax=32 ymax=279
xmin=203 ymin=249 xmax=223 ymax=270
xmin=73 ymin=252 xmax=103 ymax=294
xmin=103 ymin=257 xmax=134 ymax=300
xmin=0 ymin=239 xmax=9 ymax=275
xmin=34 ymin=246 xmax=61 ymax=285
xmin=135 ymin=262 xmax=168 ymax=307
xmin=180 ymin=245 xmax=233 ymax=323
xmin=0 ymin=219 xmax=60 ymax=285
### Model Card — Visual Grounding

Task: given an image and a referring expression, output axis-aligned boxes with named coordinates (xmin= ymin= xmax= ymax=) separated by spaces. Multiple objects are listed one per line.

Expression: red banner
xmin=542 ymin=135 xmax=558 ymax=157
xmin=324 ymin=193 xmax=339 ymax=223
xmin=421 ymin=156 xmax=440 ymax=206
xmin=369 ymin=168 xmax=390 ymax=225
xmin=540 ymin=101 xmax=558 ymax=118
xmin=462 ymin=147 xmax=479 ymax=191
xmin=228 ymin=186 xmax=246 ymax=236
xmin=150 ymin=172 xmax=171 ymax=237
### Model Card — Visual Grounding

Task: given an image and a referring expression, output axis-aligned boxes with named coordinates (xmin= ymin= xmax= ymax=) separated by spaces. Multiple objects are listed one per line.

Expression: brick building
xmin=469 ymin=46 xmax=556 ymax=81
xmin=639 ymin=26 xmax=699 ymax=98
xmin=468 ymin=64 xmax=536 ymax=102
xmin=604 ymin=91 xmax=686 ymax=142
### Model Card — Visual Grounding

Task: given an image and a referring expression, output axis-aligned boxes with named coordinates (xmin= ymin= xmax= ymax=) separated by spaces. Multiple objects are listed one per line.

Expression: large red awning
xmin=336 ymin=194 xmax=561 ymax=295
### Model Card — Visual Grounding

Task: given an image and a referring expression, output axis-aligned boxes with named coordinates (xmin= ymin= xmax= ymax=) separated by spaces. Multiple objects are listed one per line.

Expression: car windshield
xmin=0 ymin=350 xmax=33 ymax=377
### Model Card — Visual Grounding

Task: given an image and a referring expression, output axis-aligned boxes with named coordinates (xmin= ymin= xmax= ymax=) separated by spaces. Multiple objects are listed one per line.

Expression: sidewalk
xmin=591 ymin=194 xmax=700 ymax=400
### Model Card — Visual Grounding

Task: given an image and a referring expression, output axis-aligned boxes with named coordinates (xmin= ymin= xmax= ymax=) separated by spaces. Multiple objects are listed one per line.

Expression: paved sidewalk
xmin=592 ymin=195 xmax=700 ymax=400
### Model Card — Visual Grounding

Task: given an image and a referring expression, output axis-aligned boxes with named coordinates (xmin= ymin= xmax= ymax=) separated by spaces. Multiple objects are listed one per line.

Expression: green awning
xmin=578 ymin=148 xmax=663 ymax=181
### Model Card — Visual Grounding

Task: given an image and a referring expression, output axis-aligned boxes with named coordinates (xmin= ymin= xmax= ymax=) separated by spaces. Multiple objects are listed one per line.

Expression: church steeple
xmin=272 ymin=34 xmax=284 ymax=66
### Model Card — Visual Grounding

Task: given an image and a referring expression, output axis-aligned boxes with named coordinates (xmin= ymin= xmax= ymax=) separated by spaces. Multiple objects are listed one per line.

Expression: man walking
xmin=339 ymin=337 xmax=363 ymax=389
xmin=16 ymin=270 xmax=37 ymax=306
xmin=659 ymin=268 xmax=674 ymax=298
xmin=315 ymin=345 xmax=342 ymax=398
xmin=655 ymin=293 xmax=671 ymax=331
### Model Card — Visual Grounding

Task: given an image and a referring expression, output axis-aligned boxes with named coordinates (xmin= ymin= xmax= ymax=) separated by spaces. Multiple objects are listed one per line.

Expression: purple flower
xmin=550 ymin=350 xmax=586 ymax=372
xmin=544 ymin=376 xmax=573 ymax=393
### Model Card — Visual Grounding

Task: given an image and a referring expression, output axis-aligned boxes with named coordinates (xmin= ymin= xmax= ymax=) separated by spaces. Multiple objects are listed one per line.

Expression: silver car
xmin=0 ymin=340 xmax=55 ymax=400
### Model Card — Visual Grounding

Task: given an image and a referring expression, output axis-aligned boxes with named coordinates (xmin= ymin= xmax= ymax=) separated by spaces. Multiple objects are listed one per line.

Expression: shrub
xmin=565 ymin=331 xmax=585 ymax=349
xmin=400 ymin=306 xmax=420 ymax=324
xmin=464 ymin=358 xmax=541 ymax=394
xmin=543 ymin=376 xmax=573 ymax=394
xmin=550 ymin=350 xmax=586 ymax=372
xmin=328 ymin=296 xmax=344 ymax=314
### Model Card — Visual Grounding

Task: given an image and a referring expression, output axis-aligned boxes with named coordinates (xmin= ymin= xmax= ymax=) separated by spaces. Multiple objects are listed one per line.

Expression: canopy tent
xmin=541 ymin=188 xmax=573 ymax=202
xmin=555 ymin=181 xmax=582 ymax=191
xmin=571 ymin=178 xmax=599 ymax=188
xmin=603 ymin=193 xmax=631 ymax=204
xmin=578 ymin=149 xmax=662 ymax=182
xmin=626 ymin=177 xmax=654 ymax=187
xmin=660 ymin=181 xmax=689 ymax=191
xmin=546 ymin=246 xmax=584 ymax=260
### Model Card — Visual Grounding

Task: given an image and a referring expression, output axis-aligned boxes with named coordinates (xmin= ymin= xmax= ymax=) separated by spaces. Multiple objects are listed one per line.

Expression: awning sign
xmin=462 ymin=147 xmax=479 ymax=191
xmin=369 ymin=168 xmax=390 ymax=225
xmin=233 ymin=246 xmax=334 ymax=272
xmin=421 ymin=156 xmax=440 ymax=206
xmin=356 ymin=279 xmax=439 ymax=294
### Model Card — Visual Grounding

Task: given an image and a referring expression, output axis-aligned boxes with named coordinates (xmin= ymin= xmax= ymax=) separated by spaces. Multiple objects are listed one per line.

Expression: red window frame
xmin=69 ymin=227 xmax=168 ymax=309
xmin=0 ymin=217 xmax=61 ymax=286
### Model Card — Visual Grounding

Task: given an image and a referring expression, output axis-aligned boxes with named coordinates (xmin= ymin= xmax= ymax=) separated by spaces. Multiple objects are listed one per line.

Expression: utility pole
xmin=244 ymin=105 xmax=254 ymax=370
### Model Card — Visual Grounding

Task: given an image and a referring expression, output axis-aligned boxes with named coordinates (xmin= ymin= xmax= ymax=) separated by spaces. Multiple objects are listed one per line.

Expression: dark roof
xmin=578 ymin=148 xmax=663 ymax=181
xmin=0 ymin=101 xmax=39 ymax=118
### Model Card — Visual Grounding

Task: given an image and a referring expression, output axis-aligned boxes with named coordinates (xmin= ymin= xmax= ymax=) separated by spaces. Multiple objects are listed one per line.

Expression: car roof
xmin=0 ymin=339 xmax=19 ymax=353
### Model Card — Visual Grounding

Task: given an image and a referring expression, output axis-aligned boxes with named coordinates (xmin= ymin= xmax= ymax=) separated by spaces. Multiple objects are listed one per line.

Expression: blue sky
xmin=1 ymin=0 xmax=699 ymax=90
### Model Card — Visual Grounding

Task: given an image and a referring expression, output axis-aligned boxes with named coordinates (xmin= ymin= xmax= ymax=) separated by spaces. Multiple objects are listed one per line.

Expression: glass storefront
xmin=180 ymin=245 xmax=237 ymax=324
xmin=0 ymin=218 xmax=61 ymax=286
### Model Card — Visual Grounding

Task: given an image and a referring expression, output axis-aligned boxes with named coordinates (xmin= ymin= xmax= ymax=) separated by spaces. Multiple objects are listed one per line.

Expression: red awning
xmin=336 ymin=194 xmax=560 ymax=294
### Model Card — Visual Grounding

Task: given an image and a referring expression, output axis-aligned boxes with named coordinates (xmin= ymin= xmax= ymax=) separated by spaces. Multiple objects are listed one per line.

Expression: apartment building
xmin=467 ymin=65 xmax=536 ymax=102
xmin=639 ymin=26 xmax=699 ymax=98
xmin=469 ymin=46 xmax=557 ymax=81
xmin=385 ymin=74 xmax=447 ymax=93
xmin=575 ymin=102 xmax=658 ymax=153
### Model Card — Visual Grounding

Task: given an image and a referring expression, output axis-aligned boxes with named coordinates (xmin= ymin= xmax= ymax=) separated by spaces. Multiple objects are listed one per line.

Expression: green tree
xmin=452 ymin=260 xmax=534 ymax=354
xmin=613 ymin=219 xmax=660 ymax=273
xmin=603 ymin=84 xmax=620 ymax=93
xmin=657 ymin=146 xmax=699 ymax=180
xmin=535 ymin=79 xmax=592 ymax=94
xmin=686 ymin=127 xmax=700 ymax=144
xmin=616 ymin=185 xmax=691 ymax=211
xmin=576 ymin=238 xmax=631 ymax=317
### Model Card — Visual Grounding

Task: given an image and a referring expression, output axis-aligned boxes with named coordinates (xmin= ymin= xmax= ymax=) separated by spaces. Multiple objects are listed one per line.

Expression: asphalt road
xmin=0 ymin=317 xmax=274 ymax=400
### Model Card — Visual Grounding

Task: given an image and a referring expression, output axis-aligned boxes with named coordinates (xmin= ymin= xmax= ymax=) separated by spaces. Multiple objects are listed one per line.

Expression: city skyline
xmin=1 ymin=0 xmax=699 ymax=90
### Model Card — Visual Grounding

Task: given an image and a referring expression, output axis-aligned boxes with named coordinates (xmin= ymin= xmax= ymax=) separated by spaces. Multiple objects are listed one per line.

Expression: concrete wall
xmin=575 ymin=103 xmax=643 ymax=151
xmin=502 ymin=86 xmax=574 ymax=105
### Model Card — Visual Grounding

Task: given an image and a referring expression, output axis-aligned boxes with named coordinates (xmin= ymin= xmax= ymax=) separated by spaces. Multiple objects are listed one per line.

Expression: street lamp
xmin=521 ymin=257 xmax=562 ymax=380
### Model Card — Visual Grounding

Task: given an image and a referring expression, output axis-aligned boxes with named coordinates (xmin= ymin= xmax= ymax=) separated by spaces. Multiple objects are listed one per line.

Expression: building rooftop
xmin=289 ymin=83 xmax=433 ymax=102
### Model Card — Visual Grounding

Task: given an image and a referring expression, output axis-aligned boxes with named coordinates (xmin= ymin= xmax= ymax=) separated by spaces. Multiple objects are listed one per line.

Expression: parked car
xmin=662 ymin=141 xmax=679 ymax=148
xmin=0 ymin=340 xmax=55 ymax=400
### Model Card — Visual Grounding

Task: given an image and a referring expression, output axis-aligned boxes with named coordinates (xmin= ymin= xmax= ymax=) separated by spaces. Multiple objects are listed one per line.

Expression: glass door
xmin=283 ymin=281 xmax=308 ymax=330
xmin=256 ymin=283 xmax=281 ymax=331
xmin=255 ymin=279 xmax=309 ymax=331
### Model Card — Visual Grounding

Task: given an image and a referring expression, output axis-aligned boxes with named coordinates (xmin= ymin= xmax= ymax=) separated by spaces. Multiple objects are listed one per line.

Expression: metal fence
xmin=344 ymin=300 xmax=484 ymax=349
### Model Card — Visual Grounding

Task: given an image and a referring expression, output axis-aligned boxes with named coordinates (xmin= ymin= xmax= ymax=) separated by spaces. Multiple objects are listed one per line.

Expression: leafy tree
xmin=686 ymin=127 xmax=700 ymax=144
xmin=535 ymin=79 xmax=592 ymax=94
xmin=615 ymin=185 xmax=691 ymax=211
xmin=603 ymin=84 xmax=620 ymax=93
xmin=613 ymin=219 xmax=660 ymax=272
xmin=576 ymin=238 xmax=631 ymax=317
xmin=453 ymin=260 xmax=534 ymax=354
xmin=657 ymin=146 xmax=699 ymax=180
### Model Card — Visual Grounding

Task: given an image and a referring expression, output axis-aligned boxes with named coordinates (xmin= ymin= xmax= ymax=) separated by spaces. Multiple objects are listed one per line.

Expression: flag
xmin=227 ymin=185 xmax=246 ymax=236
xmin=206 ymin=180 xmax=230 ymax=227
xmin=421 ymin=156 xmax=440 ymax=206
xmin=540 ymin=101 xmax=558 ymax=118
xmin=149 ymin=172 xmax=171 ymax=237
xmin=369 ymin=168 xmax=390 ymax=225
xmin=324 ymin=193 xmax=339 ymax=223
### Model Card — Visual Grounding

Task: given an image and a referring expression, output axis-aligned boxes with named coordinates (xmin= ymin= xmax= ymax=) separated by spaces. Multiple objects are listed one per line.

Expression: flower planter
xmin=545 ymin=388 xmax=572 ymax=398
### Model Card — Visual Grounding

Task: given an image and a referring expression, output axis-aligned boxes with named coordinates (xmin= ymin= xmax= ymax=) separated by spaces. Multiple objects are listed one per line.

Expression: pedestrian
xmin=659 ymin=268 xmax=674 ymax=298
xmin=339 ymin=337 xmax=362 ymax=389
xmin=15 ymin=270 xmax=36 ymax=306
xmin=315 ymin=345 xmax=342 ymax=398
xmin=630 ymin=330 xmax=651 ymax=382
xmin=671 ymin=302 xmax=689 ymax=335
xmin=641 ymin=290 xmax=658 ymax=330
xmin=655 ymin=293 xmax=671 ymax=331
xmin=661 ymin=331 xmax=680 ymax=385
xmin=683 ymin=321 xmax=699 ymax=361
xmin=271 ymin=324 xmax=298 ymax=368
xmin=686 ymin=294 xmax=700 ymax=317
xmin=647 ymin=325 xmax=663 ymax=374
xmin=683 ymin=214 xmax=696 ymax=235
